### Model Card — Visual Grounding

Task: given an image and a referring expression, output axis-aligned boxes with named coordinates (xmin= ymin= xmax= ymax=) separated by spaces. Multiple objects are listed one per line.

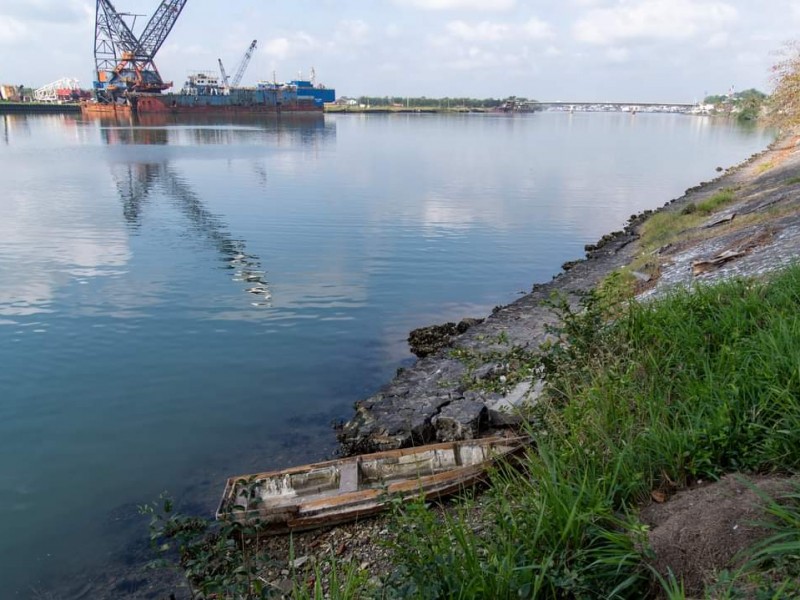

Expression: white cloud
xmin=444 ymin=18 xmax=554 ymax=43
xmin=573 ymin=0 xmax=738 ymax=45
xmin=262 ymin=38 xmax=292 ymax=60
xmin=335 ymin=20 xmax=370 ymax=45
xmin=445 ymin=21 xmax=510 ymax=42
xmin=0 ymin=17 xmax=27 ymax=45
xmin=521 ymin=17 xmax=555 ymax=39
xmin=0 ymin=0 xmax=89 ymax=24
xmin=429 ymin=15 xmax=556 ymax=73
xmin=705 ymin=31 xmax=730 ymax=48
xmin=394 ymin=0 xmax=516 ymax=10
xmin=605 ymin=47 xmax=630 ymax=62
xmin=260 ymin=33 xmax=318 ymax=61
xmin=385 ymin=24 xmax=402 ymax=38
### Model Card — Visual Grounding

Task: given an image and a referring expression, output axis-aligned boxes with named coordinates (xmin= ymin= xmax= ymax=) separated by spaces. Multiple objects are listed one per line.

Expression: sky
xmin=0 ymin=0 xmax=797 ymax=102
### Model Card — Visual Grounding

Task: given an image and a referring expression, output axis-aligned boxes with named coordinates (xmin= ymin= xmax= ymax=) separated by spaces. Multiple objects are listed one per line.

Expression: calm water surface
xmin=0 ymin=111 xmax=771 ymax=596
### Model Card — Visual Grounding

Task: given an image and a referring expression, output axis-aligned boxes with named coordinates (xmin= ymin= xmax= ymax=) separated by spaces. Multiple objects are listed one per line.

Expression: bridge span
xmin=517 ymin=100 xmax=698 ymax=113
xmin=535 ymin=101 xmax=695 ymax=108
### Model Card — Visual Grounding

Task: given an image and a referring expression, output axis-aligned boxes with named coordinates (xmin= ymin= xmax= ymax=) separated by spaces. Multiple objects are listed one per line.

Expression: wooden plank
xmin=339 ymin=460 xmax=359 ymax=493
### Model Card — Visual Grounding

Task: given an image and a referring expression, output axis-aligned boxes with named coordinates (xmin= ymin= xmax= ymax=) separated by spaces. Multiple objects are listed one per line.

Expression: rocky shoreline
xmin=338 ymin=132 xmax=800 ymax=456
xmin=249 ymin=130 xmax=800 ymax=599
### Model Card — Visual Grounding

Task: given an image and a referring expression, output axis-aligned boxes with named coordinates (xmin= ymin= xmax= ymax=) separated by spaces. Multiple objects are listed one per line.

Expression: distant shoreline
xmin=0 ymin=102 xmax=80 ymax=114
xmin=324 ymin=105 xmax=490 ymax=114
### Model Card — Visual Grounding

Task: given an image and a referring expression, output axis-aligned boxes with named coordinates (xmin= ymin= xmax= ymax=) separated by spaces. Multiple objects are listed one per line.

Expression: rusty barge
xmin=82 ymin=73 xmax=324 ymax=117
xmin=84 ymin=2 xmax=330 ymax=119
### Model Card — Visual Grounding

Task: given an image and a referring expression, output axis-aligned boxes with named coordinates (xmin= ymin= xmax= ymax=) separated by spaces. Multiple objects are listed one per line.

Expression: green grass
xmin=153 ymin=265 xmax=800 ymax=598
xmin=638 ymin=189 xmax=736 ymax=250
xmin=638 ymin=209 xmax=689 ymax=252
xmin=376 ymin=264 xmax=800 ymax=598
xmin=695 ymin=188 xmax=737 ymax=215
xmin=632 ymin=188 xmax=739 ymax=275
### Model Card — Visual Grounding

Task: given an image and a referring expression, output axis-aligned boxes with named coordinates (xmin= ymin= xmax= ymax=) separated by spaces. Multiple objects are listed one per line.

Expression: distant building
xmin=0 ymin=85 xmax=22 ymax=101
xmin=688 ymin=103 xmax=717 ymax=115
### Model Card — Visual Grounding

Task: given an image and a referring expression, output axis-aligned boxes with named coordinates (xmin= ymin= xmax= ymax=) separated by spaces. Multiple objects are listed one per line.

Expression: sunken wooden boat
xmin=215 ymin=435 xmax=528 ymax=532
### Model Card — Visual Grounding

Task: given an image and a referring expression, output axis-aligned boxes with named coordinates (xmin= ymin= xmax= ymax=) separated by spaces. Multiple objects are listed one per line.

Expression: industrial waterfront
xmin=0 ymin=111 xmax=773 ymax=597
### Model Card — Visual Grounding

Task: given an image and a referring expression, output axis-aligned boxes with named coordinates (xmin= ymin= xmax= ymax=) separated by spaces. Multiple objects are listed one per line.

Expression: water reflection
xmin=0 ymin=113 xmax=32 ymax=141
xmin=92 ymin=112 xmax=334 ymax=147
xmin=110 ymin=161 xmax=272 ymax=306
xmin=93 ymin=115 xmax=337 ymax=308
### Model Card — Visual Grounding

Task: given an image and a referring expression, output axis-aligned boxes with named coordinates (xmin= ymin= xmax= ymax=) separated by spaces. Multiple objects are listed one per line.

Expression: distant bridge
xmin=525 ymin=101 xmax=697 ymax=112
xmin=534 ymin=101 xmax=696 ymax=108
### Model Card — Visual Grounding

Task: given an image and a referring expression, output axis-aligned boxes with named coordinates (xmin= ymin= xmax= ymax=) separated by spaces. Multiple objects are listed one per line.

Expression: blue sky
xmin=1 ymin=0 xmax=797 ymax=101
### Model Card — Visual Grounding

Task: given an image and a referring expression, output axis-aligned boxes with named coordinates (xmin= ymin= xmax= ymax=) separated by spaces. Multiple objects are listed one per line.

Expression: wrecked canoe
xmin=215 ymin=435 xmax=528 ymax=532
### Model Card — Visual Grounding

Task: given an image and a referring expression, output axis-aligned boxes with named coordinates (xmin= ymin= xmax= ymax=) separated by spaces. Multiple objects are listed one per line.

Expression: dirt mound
xmin=640 ymin=473 xmax=797 ymax=595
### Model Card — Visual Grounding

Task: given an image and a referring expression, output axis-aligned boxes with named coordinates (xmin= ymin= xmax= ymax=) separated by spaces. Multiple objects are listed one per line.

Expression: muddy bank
xmin=338 ymin=133 xmax=800 ymax=455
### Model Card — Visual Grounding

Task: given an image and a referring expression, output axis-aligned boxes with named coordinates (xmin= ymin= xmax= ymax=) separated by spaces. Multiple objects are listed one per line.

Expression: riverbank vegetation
xmin=148 ymin=263 xmax=800 ymax=598
xmin=140 ymin=52 xmax=800 ymax=599
xmin=703 ymin=89 xmax=767 ymax=123
xmin=374 ymin=264 xmax=800 ymax=599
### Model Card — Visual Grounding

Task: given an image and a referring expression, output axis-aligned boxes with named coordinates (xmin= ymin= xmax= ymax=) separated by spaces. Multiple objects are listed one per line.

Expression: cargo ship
xmin=82 ymin=71 xmax=325 ymax=117
xmin=289 ymin=69 xmax=336 ymax=105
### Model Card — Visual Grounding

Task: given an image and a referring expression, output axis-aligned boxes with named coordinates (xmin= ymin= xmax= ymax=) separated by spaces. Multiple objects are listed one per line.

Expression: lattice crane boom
xmin=96 ymin=0 xmax=139 ymax=54
xmin=231 ymin=40 xmax=257 ymax=88
xmin=218 ymin=58 xmax=230 ymax=89
xmin=136 ymin=0 xmax=189 ymax=58
xmin=92 ymin=0 xmax=189 ymax=102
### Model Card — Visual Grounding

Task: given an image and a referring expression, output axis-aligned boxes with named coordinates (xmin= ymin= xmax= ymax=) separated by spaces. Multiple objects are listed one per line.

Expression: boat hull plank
xmin=216 ymin=436 xmax=528 ymax=534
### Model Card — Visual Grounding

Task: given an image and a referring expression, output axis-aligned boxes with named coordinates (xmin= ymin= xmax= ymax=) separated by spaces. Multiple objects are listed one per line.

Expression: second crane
xmin=218 ymin=40 xmax=258 ymax=92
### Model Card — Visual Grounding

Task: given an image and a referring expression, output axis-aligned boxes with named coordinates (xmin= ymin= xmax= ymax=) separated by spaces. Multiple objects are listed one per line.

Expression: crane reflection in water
xmin=95 ymin=113 xmax=335 ymax=307
xmin=113 ymin=160 xmax=272 ymax=306
xmin=99 ymin=125 xmax=272 ymax=307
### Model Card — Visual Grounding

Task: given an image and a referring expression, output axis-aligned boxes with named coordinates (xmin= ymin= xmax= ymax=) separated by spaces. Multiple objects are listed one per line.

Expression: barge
xmin=82 ymin=72 xmax=324 ymax=118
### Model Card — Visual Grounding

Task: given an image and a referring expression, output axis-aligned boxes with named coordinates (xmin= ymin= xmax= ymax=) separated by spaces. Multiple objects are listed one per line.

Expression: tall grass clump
xmin=638 ymin=210 xmax=686 ymax=252
xmin=383 ymin=264 xmax=800 ymax=599
xmin=695 ymin=188 xmax=736 ymax=215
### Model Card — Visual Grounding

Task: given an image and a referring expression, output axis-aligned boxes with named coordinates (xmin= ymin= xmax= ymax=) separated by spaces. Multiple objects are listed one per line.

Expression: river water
xmin=0 ymin=111 xmax=771 ymax=597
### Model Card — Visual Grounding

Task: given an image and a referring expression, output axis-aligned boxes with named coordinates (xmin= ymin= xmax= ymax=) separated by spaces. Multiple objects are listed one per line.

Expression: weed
xmin=449 ymin=344 xmax=539 ymax=394
xmin=139 ymin=484 xmax=276 ymax=598
xmin=696 ymin=188 xmax=736 ymax=215
xmin=292 ymin=553 xmax=373 ymax=599
xmin=145 ymin=264 xmax=800 ymax=598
